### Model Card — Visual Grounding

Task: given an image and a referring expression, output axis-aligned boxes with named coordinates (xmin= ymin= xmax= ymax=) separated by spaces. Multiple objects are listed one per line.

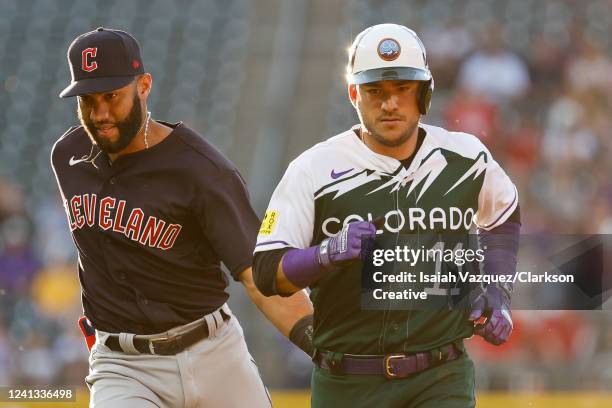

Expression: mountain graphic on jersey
xmin=313 ymin=149 xmax=487 ymax=240
xmin=316 ymin=150 xmax=487 ymax=201
xmin=254 ymin=124 xmax=519 ymax=354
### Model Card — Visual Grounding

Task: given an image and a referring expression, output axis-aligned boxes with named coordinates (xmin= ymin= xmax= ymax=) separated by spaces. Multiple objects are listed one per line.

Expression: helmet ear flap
xmin=418 ymin=78 xmax=434 ymax=115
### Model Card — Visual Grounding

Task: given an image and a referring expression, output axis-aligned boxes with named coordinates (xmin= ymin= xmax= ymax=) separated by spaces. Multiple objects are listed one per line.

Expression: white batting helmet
xmin=346 ymin=23 xmax=434 ymax=114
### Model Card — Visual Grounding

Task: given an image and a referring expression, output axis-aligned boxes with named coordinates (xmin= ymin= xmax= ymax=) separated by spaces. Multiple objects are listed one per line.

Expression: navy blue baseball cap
xmin=59 ymin=27 xmax=145 ymax=98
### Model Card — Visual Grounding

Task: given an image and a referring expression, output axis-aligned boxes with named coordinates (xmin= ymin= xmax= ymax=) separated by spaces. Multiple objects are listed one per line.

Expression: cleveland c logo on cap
xmin=377 ymin=38 xmax=401 ymax=61
xmin=81 ymin=48 xmax=98 ymax=72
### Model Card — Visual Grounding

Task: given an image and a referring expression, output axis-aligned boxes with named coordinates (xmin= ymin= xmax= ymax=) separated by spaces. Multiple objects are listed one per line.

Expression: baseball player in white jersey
xmin=252 ymin=24 xmax=520 ymax=407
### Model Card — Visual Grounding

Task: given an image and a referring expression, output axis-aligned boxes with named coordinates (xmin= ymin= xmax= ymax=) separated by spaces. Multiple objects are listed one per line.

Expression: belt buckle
xmin=149 ymin=336 xmax=182 ymax=355
xmin=383 ymin=353 xmax=405 ymax=379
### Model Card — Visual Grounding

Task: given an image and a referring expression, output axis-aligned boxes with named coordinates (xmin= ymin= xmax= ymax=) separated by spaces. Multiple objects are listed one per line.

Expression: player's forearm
xmin=239 ymin=267 xmax=313 ymax=336
xmin=276 ymin=221 xmax=379 ymax=294
xmin=276 ymin=246 xmax=324 ymax=295
xmin=254 ymin=221 xmax=379 ymax=297
xmin=252 ymin=288 xmax=313 ymax=337
xmin=276 ymin=261 xmax=304 ymax=295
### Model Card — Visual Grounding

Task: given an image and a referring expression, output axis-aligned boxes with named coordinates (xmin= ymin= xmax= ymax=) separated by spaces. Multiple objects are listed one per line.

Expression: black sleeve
xmin=197 ymin=169 xmax=261 ymax=281
xmin=507 ymin=204 xmax=521 ymax=225
xmin=289 ymin=314 xmax=314 ymax=356
xmin=253 ymin=248 xmax=290 ymax=296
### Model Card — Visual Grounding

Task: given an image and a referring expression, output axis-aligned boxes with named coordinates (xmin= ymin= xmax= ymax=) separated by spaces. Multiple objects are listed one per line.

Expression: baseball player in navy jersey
xmin=253 ymin=24 xmax=521 ymax=407
xmin=51 ymin=27 xmax=314 ymax=408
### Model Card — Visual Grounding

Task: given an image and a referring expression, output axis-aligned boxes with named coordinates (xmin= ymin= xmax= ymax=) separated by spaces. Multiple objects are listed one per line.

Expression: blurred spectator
xmin=422 ymin=21 xmax=474 ymax=89
xmin=32 ymin=200 xmax=76 ymax=265
xmin=51 ymin=327 xmax=90 ymax=385
xmin=0 ymin=321 xmax=11 ymax=385
xmin=0 ymin=215 xmax=40 ymax=296
xmin=31 ymin=263 xmax=79 ymax=319
xmin=527 ymin=32 xmax=568 ymax=98
xmin=541 ymin=94 xmax=599 ymax=165
xmin=0 ymin=179 xmax=24 ymax=222
xmin=443 ymin=87 xmax=500 ymax=146
xmin=504 ymin=118 xmax=541 ymax=172
xmin=457 ymin=25 xmax=530 ymax=102
xmin=520 ymin=311 xmax=596 ymax=363
xmin=565 ymin=39 xmax=612 ymax=97
xmin=16 ymin=331 xmax=59 ymax=385
xmin=579 ymin=315 xmax=612 ymax=390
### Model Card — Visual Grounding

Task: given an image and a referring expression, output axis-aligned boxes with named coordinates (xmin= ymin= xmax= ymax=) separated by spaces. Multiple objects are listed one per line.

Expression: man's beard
xmin=79 ymin=94 xmax=144 ymax=154
xmin=362 ymin=116 xmax=419 ymax=148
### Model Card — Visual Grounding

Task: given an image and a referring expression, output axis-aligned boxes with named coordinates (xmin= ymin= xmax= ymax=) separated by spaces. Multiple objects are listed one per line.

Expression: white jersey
xmin=255 ymin=123 xmax=518 ymax=253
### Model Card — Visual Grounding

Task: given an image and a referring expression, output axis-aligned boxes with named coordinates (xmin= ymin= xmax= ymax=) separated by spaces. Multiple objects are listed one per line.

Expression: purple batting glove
xmin=469 ymin=284 xmax=513 ymax=346
xmin=318 ymin=221 xmax=377 ymax=268
xmin=282 ymin=220 xmax=379 ymax=289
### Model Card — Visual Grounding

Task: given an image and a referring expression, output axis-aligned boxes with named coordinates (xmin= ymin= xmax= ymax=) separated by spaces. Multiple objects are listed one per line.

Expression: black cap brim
xmin=59 ymin=75 xmax=136 ymax=98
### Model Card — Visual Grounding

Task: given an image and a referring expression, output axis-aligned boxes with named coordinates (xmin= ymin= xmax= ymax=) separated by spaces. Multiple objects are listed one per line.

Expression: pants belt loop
xmin=118 ymin=332 xmax=140 ymax=354
xmin=213 ymin=310 xmax=223 ymax=329
xmin=221 ymin=303 xmax=231 ymax=318
xmin=204 ymin=312 xmax=218 ymax=339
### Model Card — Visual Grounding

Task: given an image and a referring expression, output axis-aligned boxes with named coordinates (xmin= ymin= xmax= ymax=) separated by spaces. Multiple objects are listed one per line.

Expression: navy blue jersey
xmin=51 ymin=122 xmax=259 ymax=334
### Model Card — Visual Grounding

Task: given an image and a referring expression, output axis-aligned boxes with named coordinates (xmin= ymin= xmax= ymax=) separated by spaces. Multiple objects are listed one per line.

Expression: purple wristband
xmin=281 ymin=246 xmax=326 ymax=288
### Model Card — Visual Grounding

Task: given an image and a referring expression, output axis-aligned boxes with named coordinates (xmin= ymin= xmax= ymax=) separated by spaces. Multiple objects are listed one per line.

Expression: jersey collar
xmin=349 ymin=124 xmax=434 ymax=176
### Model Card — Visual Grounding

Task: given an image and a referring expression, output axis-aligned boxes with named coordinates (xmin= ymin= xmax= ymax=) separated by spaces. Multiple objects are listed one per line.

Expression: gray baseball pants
xmin=85 ymin=304 xmax=272 ymax=408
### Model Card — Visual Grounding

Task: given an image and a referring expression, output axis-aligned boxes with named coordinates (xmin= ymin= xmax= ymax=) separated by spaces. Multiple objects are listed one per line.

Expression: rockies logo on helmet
xmin=377 ymin=38 xmax=401 ymax=61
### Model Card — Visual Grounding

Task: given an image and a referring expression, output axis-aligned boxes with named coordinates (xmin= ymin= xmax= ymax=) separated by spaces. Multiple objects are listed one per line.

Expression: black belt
xmin=315 ymin=341 xmax=462 ymax=379
xmin=104 ymin=309 xmax=230 ymax=355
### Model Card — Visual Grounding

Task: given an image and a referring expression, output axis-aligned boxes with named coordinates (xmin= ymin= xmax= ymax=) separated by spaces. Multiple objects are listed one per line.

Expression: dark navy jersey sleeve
xmin=50 ymin=121 xmax=261 ymax=334
xmin=194 ymin=167 xmax=260 ymax=281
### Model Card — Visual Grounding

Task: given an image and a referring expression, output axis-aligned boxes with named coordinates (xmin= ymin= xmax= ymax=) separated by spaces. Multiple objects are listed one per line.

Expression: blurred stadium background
xmin=0 ymin=0 xmax=611 ymax=406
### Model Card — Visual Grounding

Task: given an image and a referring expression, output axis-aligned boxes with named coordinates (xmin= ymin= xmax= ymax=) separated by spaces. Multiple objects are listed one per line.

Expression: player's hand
xmin=468 ymin=284 xmax=513 ymax=345
xmin=318 ymin=221 xmax=377 ymax=268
